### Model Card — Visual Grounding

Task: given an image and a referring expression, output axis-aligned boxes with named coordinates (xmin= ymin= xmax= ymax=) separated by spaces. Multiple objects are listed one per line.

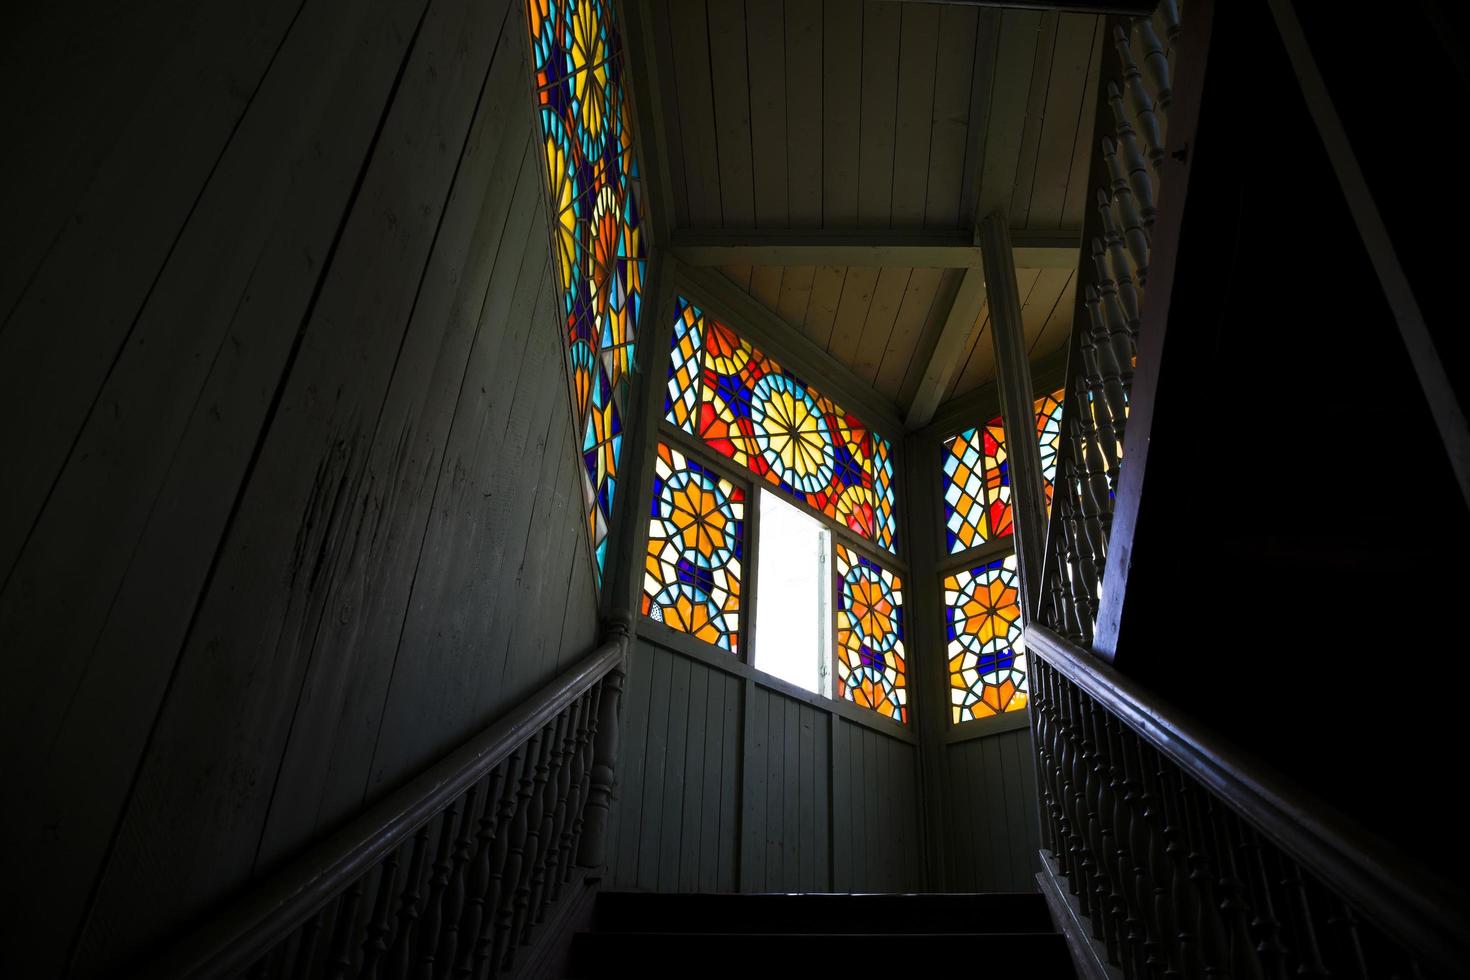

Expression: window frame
xmin=637 ymin=273 xmax=913 ymax=726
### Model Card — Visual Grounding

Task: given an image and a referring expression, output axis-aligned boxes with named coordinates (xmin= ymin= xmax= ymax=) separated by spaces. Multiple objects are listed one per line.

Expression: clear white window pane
xmin=753 ymin=490 xmax=832 ymax=696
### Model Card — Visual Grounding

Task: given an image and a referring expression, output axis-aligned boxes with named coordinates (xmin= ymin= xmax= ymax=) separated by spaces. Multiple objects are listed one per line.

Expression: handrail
xmin=148 ymin=617 xmax=632 ymax=978
xmin=1028 ymin=622 xmax=1470 ymax=977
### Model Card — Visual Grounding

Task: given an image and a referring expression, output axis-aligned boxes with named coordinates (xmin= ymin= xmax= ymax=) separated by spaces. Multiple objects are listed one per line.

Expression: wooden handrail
xmin=1027 ymin=622 xmax=1470 ymax=976
xmin=148 ymin=619 xmax=631 ymax=978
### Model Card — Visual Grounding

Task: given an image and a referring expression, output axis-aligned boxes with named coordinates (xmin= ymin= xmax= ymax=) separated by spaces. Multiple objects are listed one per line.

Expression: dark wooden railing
xmin=148 ymin=617 xmax=631 ymax=979
xmin=1029 ymin=624 xmax=1469 ymax=979
xmin=1039 ymin=0 xmax=1185 ymax=644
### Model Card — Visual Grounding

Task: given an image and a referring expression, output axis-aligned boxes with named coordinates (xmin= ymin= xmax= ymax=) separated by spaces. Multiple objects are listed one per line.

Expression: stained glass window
xmin=528 ymin=0 xmax=646 ymax=583
xmin=642 ymin=443 xmax=744 ymax=653
xmin=941 ymin=388 xmax=1066 ymax=554
xmin=945 ymin=554 xmax=1027 ymax=722
xmin=834 ymin=544 xmax=907 ymax=723
xmin=663 ymin=296 xmax=897 ymax=552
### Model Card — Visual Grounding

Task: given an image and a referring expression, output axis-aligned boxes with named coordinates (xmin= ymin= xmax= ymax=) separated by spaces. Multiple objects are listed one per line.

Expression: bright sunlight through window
xmin=753 ymin=490 xmax=832 ymax=696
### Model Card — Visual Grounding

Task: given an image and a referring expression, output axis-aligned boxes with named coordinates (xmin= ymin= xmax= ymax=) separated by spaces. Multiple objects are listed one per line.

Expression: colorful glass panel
xmin=941 ymin=388 xmax=1067 ymax=554
xmin=663 ymin=296 xmax=897 ymax=552
xmin=833 ymin=544 xmax=907 ymax=723
xmin=528 ymin=0 xmax=647 ymax=583
xmin=642 ymin=443 xmax=744 ymax=652
xmin=945 ymin=554 xmax=1027 ymax=722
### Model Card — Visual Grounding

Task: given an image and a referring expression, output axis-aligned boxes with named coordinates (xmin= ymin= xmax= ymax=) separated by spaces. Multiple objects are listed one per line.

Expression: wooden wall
xmin=0 ymin=0 xmax=601 ymax=975
xmin=941 ymin=728 xmax=1044 ymax=892
xmin=609 ymin=631 xmax=925 ymax=894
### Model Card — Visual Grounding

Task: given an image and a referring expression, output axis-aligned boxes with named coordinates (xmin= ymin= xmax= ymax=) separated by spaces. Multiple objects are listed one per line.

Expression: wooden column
xmin=979 ymin=211 xmax=1050 ymax=618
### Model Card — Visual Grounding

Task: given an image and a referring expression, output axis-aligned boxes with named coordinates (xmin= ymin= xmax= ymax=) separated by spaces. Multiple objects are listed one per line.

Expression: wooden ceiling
xmin=630 ymin=0 xmax=1105 ymax=425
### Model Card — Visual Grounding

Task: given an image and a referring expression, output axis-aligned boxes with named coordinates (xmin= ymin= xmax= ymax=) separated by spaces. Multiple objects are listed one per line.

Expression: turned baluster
xmin=1098 ymin=712 xmax=1136 ymax=977
xmin=1107 ymin=80 xmax=1157 ymax=224
xmin=1324 ymin=896 xmax=1371 ymax=980
xmin=323 ymin=880 xmax=365 ymax=978
xmin=1114 ymin=26 xmax=1165 ymax=183
xmin=1205 ymin=801 xmax=1264 ymax=980
xmin=1065 ymin=685 xmax=1098 ymax=916
xmin=1045 ymin=668 xmax=1074 ymax=868
xmin=1082 ymin=288 xmax=1124 ymax=489
xmin=431 ymin=785 xmax=483 ymax=977
xmin=450 ymin=768 xmax=501 ymax=980
xmin=1098 ymin=191 xmax=1143 ymax=344
xmin=361 ymin=846 xmax=402 ymax=979
xmin=1091 ymin=237 xmax=1137 ymax=390
xmin=1102 ymin=136 xmax=1150 ymax=286
xmin=1236 ymin=823 xmax=1289 ymax=980
xmin=1060 ymin=457 xmax=1099 ymax=636
xmin=1055 ymin=486 xmax=1092 ymax=644
xmin=1155 ymin=763 xmax=1202 ymax=979
xmin=554 ymin=695 xmax=590 ymax=895
xmin=1052 ymin=674 xmax=1081 ymax=889
xmin=389 ymin=823 xmax=433 ymax=977
xmin=490 ymin=735 xmax=540 ymax=976
xmin=1137 ymin=743 xmax=1183 ymax=979
xmin=578 ymin=661 xmax=626 ymax=869
xmin=1159 ymin=0 xmax=1181 ymax=43
xmin=1031 ymin=668 xmax=1061 ymax=859
xmin=247 ymin=953 xmax=272 ymax=979
xmin=291 ymin=909 xmax=324 ymax=978
xmin=410 ymin=802 xmax=461 ymax=979
xmin=1081 ymin=695 xmax=1121 ymax=962
xmin=1066 ymin=411 xmax=1110 ymax=589
xmin=1179 ymin=781 xmax=1229 ymax=978
xmin=1279 ymin=857 xmax=1329 ymax=977
xmin=1116 ymin=725 xmax=1155 ymax=980
xmin=506 ymin=726 xmax=554 ymax=967
xmin=565 ymin=684 xmax=603 ymax=882
xmin=1135 ymin=15 xmax=1173 ymax=115
xmin=472 ymin=754 xmax=524 ymax=979
xmin=528 ymin=711 xmax=573 ymax=931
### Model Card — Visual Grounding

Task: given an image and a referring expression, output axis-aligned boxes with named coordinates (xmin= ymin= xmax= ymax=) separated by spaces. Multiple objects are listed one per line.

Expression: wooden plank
xmin=862 ymin=730 xmax=881 ymax=890
xmin=1030 ymin=270 xmax=1077 ymax=359
xmin=783 ymin=0 xmax=823 ymax=227
xmin=1023 ymin=13 xmax=1100 ymax=228
xmin=1 ymin=1 xmax=468 ymax=961
xmin=889 ymin=3 xmax=941 ymax=225
xmin=681 ymin=662 xmax=710 ymax=891
xmin=658 ymin=653 xmax=693 ymax=892
xmin=957 ymin=10 xmax=1003 ymax=226
xmin=783 ymin=695 xmax=802 ymax=889
xmin=975 ymin=11 xmax=1045 ymax=221
xmin=637 ymin=645 xmax=675 ymax=889
xmin=722 ymin=264 xmax=754 ymax=291
xmin=872 ymin=267 xmax=942 ymax=402
xmin=668 ymin=227 xmax=1078 ymax=268
xmin=72 ymin=0 xmax=517 ymax=965
xmin=748 ymin=264 xmax=785 ymax=313
xmin=0 ymin=0 xmax=306 ymax=583
xmin=1001 ymin=730 xmax=1032 ymax=889
xmin=1023 ymin=267 xmax=1075 ymax=351
xmin=668 ymin=0 xmax=722 ymax=224
xmin=645 ymin=3 xmax=691 ymax=228
xmin=697 ymin=664 xmax=725 ymax=892
xmin=745 ymin=0 xmax=789 ymax=228
xmin=830 ymin=719 xmax=852 ymax=891
xmin=1007 ymin=12 xmax=1061 ymax=228
xmin=706 ymin=0 xmax=756 ymax=227
xmin=741 ymin=681 xmax=767 ymax=891
xmin=923 ymin=5 xmax=978 ymax=227
xmin=765 ymin=691 xmax=785 ymax=888
xmin=795 ymin=265 xmax=844 ymax=353
xmin=851 ymin=266 xmax=910 ymax=384
xmin=817 ymin=710 xmax=833 ymax=889
xmin=827 ymin=265 xmax=880 ymax=363
xmin=613 ymin=642 xmax=657 ymax=886
xmin=776 ymin=264 xmax=817 ymax=330
xmin=904 ymin=267 xmax=987 ymax=429
xmin=856 ymin=0 xmax=901 ymax=226
xmin=896 ymin=268 xmax=963 ymax=410
xmin=1056 ymin=17 xmax=1107 ymax=230
xmin=719 ymin=672 xmax=743 ymax=891
xmin=821 ymin=0 xmax=863 ymax=224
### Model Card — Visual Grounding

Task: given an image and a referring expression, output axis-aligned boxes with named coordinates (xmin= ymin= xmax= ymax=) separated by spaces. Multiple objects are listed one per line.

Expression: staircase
xmin=565 ymin=892 xmax=1077 ymax=977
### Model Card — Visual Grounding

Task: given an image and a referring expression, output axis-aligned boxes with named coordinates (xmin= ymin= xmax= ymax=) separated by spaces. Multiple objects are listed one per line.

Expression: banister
xmin=148 ymin=618 xmax=631 ymax=978
xmin=1027 ymin=621 xmax=1470 ymax=976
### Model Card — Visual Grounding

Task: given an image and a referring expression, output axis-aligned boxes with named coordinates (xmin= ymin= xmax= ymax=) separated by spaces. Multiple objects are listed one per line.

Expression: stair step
xmin=567 ymin=930 xmax=1074 ymax=977
xmin=591 ymin=891 xmax=1055 ymax=934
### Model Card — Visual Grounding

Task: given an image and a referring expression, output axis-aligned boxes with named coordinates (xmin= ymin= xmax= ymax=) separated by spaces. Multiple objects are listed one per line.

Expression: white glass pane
xmin=753 ymin=490 xmax=833 ymax=696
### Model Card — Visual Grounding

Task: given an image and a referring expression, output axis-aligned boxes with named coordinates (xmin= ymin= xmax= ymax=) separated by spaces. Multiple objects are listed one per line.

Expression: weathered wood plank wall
xmin=0 ymin=1 xmax=599 ymax=975
xmin=609 ymin=634 xmax=925 ymax=894
xmin=941 ymin=731 xmax=1044 ymax=892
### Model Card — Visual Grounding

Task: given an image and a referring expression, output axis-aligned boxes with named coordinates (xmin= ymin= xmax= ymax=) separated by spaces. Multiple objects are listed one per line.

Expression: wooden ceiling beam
xmin=886 ymin=1 xmax=1155 ymax=13
xmin=903 ymin=267 xmax=989 ymax=430
xmin=669 ymin=228 xmax=1080 ymax=270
